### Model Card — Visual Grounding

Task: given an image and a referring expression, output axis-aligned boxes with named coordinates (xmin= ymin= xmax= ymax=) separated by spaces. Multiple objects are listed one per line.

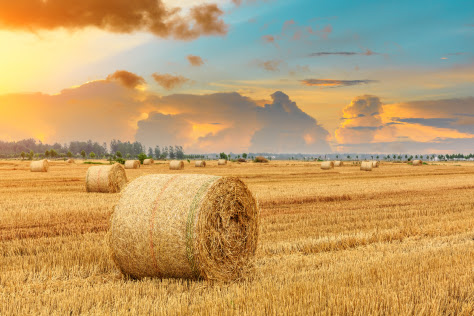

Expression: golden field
xmin=0 ymin=160 xmax=473 ymax=315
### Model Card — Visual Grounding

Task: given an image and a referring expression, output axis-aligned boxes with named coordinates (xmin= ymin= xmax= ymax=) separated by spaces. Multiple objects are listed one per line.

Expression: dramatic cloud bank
xmin=0 ymin=71 xmax=331 ymax=154
xmin=136 ymin=91 xmax=331 ymax=153
xmin=0 ymin=1 xmax=227 ymax=40
xmin=335 ymin=95 xmax=474 ymax=153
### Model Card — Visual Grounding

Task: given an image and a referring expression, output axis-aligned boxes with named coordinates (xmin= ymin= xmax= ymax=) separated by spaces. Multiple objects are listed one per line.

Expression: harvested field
xmin=0 ymin=160 xmax=473 ymax=315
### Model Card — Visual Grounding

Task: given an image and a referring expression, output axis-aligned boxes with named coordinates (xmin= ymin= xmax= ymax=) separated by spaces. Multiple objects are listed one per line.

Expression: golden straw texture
xmin=108 ymin=174 xmax=259 ymax=281
xmin=124 ymin=160 xmax=140 ymax=169
xmin=169 ymin=160 xmax=184 ymax=170
xmin=195 ymin=161 xmax=206 ymax=167
xmin=143 ymin=159 xmax=154 ymax=165
xmin=85 ymin=163 xmax=128 ymax=193
xmin=412 ymin=160 xmax=423 ymax=166
xmin=334 ymin=161 xmax=344 ymax=167
xmin=30 ymin=160 xmax=49 ymax=172
xmin=320 ymin=161 xmax=334 ymax=170
xmin=371 ymin=161 xmax=380 ymax=168
xmin=360 ymin=161 xmax=373 ymax=171
xmin=218 ymin=159 xmax=227 ymax=165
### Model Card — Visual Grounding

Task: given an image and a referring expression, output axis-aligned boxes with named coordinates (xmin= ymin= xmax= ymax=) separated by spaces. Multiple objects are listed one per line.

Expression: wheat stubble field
xmin=0 ymin=160 xmax=473 ymax=315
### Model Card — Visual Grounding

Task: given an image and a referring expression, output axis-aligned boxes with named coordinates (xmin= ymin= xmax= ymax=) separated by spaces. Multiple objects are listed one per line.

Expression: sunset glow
xmin=0 ymin=0 xmax=472 ymax=154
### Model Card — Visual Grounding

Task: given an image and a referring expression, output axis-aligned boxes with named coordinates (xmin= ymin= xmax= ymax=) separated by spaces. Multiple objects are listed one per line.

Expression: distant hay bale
xmin=412 ymin=160 xmax=423 ymax=166
xmin=254 ymin=156 xmax=268 ymax=163
xmin=218 ymin=159 xmax=227 ymax=165
xmin=66 ymin=159 xmax=75 ymax=164
xmin=360 ymin=161 xmax=373 ymax=171
xmin=371 ymin=160 xmax=380 ymax=168
xmin=125 ymin=160 xmax=140 ymax=169
xmin=169 ymin=160 xmax=184 ymax=170
xmin=85 ymin=163 xmax=128 ymax=193
xmin=321 ymin=161 xmax=334 ymax=170
xmin=195 ymin=160 xmax=206 ymax=167
xmin=108 ymin=174 xmax=259 ymax=281
xmin=30 ymin=160 xmax=49 ymax=172
xmin=143 ymin=159 xmax=154 ymax=165
xmin=237 ymin=158 xmax=246 ymax=163
xmin=334 ymin=161 xmax=343 ymax=167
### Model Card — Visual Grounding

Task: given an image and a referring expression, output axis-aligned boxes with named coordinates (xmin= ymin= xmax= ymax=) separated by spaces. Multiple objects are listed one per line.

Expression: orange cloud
xmin=152 ymin=73 xmax=190 ymax=90
xmin=302 ymin=79 xmax=377 ymax=88
xmin=257 ymin=60 xmax=283 ymax=72
xmin=106 ymin=70 xmax=146 ymax=89
xmin=0 ymin=1 xmax=227 ymax=40
xmin=187 ymin=55 xmax=204 ymax=67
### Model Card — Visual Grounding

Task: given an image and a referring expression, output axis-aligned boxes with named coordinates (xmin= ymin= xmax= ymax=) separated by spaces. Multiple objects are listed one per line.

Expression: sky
xmin=0 ymin=0 xmax=473 ymax=154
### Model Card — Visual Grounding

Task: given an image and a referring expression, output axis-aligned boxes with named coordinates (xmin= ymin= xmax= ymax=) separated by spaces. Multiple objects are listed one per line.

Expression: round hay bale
xmin=169 ymin=160 xmax=184 ymax=170
xmin=412 ymin=160 xmax=423 ymax=166
xmin=143 ymin=159 xmax=154 ymax=165
xmin=85 ymin=163 xmax=128 ymax=193
xmin=108 ymin=174 xmax=259 ymax=281
xmin=218 ymin=159 xmax=227 ymax=165
xmin=320 ymin=161 xmax=334 ymax=170
xmin=125 ymin=160 xmax=140 ymax=169
xmin=334 ymin=161 xmax=343 ymax=167
xmin=195 ymin=160 xmax=206 ymax=167
xmin=254 ymin=156 xmax=268 ymax=163
xmin=66 ymin=159 xmax=75 ymax=164
xmin=371 ymin=161 xmax=380 ymax=168
xmin=360 ymin=161 xmax=373 ymax=171
xmin=30 ymin=160 xmax=49 ymax=172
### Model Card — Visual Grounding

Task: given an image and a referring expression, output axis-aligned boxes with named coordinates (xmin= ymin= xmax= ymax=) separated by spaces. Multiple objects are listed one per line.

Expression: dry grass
xmin=0 ymin=160 xmax=473 ymax=315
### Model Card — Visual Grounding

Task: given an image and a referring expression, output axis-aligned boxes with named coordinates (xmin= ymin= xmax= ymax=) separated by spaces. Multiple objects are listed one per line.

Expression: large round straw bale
xmin=143 ymin=159 xmax=154 ymax=165
xmin=169 ymin=160 xmax=184 ymax=170
xmin=67 ymin=159 xmax=75 ymax=164
xmin=30 ymin=160 xmax=49 ymax=172
xmin=320 ymin=161 xmax=334 ymax=170
xmin=125 ymin=160 xmax=140 ymax=169
xmin=412 ymin=160 xmax=423 ymax=166
xmin=85 ymin=163 xmax=128 ymax=193
xmin=108 ymin=174 xmax=259 ymax=281
xmin=334 ymin=161 xmax=343 ymax=167
xmin=218 ymin=159 xmax=227 ymax=165
xmin=360 ymin=161 xmax=373 ymax=171
xmin=371 ymin=160 xmax=380 ymax=168
xmin=195 ymin=160 xmax=206 ymax=167
xmin=254 ymin=156 xmax=268 ymax=163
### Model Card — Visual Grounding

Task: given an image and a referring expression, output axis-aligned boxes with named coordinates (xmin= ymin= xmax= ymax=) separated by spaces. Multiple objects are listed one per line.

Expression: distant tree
xmin=154 ymin=146 xmax=161 ymax=160
xmin=81 ymin=150 xmax=86 ymax=159
xmin=347 ymin=155 xmax=351 ymax=160
xmin=50 ymin=149 xmax=58 ymax=158
xmin=116 ymin=151 xmax=123 ymax=158
xmin=219 ymin=152 xmax=228 ymax=160
xmin=376 ymin=155 xmax=379 ymax=159
xmin=148 ymin=147 xmax=154 ymax=158
xmin=126 ymin=153 xmax=131 ymax=159
xmin=89 ymin=152 xmax=96 ymax=159
xmin=28 ymin=150 xmax=34 ymax=160
xmin=175 ymin=146 xmax=184 ymax=159
xmin=242 ymin=153 xmax=248 ymax=159
xmin=20 ymin=151 xmax=26 ymax=160
xmin=67 ymin=151 xmax=72 ymax=158
xmin=45 ymin=150 xmax=50 ymax=158
xmin=137 ymin=152 xmax=147 ymax=164
xmin=168 ymin=146 xmax=175 ymax=159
